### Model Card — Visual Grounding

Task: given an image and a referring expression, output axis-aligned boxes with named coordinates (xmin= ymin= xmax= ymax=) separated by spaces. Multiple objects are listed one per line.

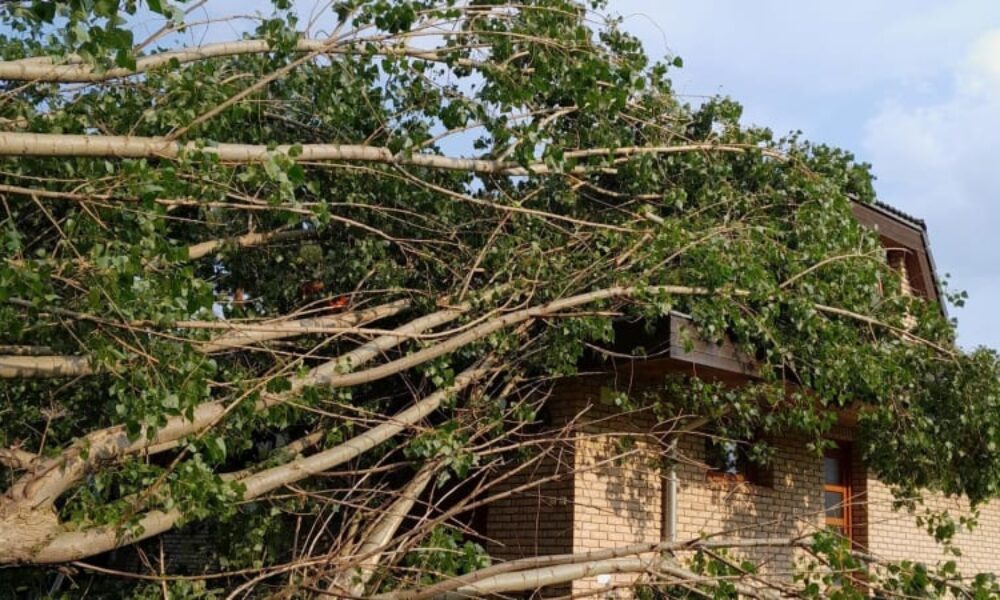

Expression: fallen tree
xmin=2 ymin=1 xmax=1000 ymax=598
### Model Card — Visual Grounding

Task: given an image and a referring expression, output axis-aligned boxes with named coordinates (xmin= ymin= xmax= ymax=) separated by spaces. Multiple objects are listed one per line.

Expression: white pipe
xmin=663 ymin=440 xmax=678 ymax=542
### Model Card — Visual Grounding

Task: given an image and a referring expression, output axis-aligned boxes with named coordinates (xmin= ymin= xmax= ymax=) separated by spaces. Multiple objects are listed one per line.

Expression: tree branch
xmin=0 ymin=133 xmax=781 ymax=176
xmin=377 ymin=538 xmax=800 ymax=600
xmin=1 ymin=365 xmax=488 ymax=564
xmin=0 ymin=299 xmax=411 ymax=377
xmin=0 ymin=39 xmax=482 ymax=83
xmin=4 ymin=300 xmax=466 ymax=508
xmin=0 ymin=447 xmax=39 ymax=470
xmin=0 ymin=355 xmax=95 ymax=379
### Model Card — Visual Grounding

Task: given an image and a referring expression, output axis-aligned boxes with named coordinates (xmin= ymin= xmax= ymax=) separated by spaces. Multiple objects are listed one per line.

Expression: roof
xmin=871 ymin=200 xmax=927 ymax=232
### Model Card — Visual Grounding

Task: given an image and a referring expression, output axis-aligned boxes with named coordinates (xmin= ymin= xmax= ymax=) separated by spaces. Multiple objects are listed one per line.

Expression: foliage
xmin=0 ymin=0 xmax=999 ymax=597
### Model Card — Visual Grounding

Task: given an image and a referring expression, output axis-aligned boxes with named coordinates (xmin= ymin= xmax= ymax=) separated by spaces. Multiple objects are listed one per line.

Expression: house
xmin=482 ymin=202 xmax=1000 ymax=597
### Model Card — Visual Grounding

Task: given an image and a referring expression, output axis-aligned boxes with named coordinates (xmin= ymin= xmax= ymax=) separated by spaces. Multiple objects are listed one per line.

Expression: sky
xmin=608 ymin=0 xmax=1000 ymax=350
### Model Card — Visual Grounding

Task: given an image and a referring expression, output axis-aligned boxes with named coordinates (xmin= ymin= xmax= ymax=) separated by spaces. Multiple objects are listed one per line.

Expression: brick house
xmin=483 ymin=202 xmax=1000 ymax=596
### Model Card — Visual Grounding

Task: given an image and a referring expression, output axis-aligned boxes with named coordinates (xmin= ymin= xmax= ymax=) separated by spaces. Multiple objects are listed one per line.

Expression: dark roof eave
xmin=871 ymin=200 xmax=927 ymax=232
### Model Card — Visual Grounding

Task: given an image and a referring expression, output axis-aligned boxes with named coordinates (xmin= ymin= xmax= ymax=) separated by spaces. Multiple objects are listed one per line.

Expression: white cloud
xmin=609 ymin=0 xmax=1000 ymax=94
xmin=966 ymin=30 xmax=1000 ymax=87
xmin=863 ymin=28 xmax=1000 ymax=349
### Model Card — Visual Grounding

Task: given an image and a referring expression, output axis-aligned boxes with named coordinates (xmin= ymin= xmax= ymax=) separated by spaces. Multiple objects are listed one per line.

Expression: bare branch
xmin=378 ymin=538 xmax=800 ymax=600
xmin=0 ymin=447 xmax=39 ymax=470
xmin=0 ymin=133 xmax=782 ymax=176
xmin=0 ymin=299 xmax=412 ymax=377
xmin=0 ymin=39 xmax=483 ymax=83
xmin=0 ymin=355 xmax=95 ymax=379
xmin=324 ymin=462 xmax=439 ymax=597
xmin=186 ymin=228 xmax=318 ymax=261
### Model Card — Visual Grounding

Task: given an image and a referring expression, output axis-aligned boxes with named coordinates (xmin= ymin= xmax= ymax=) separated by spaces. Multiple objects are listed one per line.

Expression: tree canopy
xmin=1 ymin=1 xmax=1000 ymax=597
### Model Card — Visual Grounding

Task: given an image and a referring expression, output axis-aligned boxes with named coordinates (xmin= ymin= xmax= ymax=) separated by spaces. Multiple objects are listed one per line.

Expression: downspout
xmin=663 ymin=438 xmax=678 ymax=543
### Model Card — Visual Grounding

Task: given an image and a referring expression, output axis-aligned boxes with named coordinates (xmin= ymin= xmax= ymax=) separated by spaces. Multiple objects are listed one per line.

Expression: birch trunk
xmin=0 ymin=133 xmax=768 ymax=175
xmin=0 ymin=40 xmax=475 ymax=83
xmin=0 ymin=366 xmax=486 ymax=565
xmin=0 ymin=299 xmax=411 ymax=377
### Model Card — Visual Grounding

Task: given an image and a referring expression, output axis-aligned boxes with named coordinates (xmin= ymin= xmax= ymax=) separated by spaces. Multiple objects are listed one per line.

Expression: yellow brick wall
xmin=865 ymin=478 xmax=1000 ymax=575
xmin=482 ymin=374 xmax=1000 ymax=598
xmin=672 ymin=433 xmax=825 ymax=577
xmin=483 ymin=380 xmax=590 ymax=597
xmin=572 ymin=399 xmax=663 ymax=596
xmin=565 ymin=403 xmax=834 ymax=595
xmin=483 ymin=436 xmax=576 ymax=561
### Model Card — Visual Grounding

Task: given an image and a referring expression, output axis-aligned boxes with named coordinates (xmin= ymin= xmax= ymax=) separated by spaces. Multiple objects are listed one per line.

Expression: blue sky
xmin=609 ymin=1 xmax=1000 ymax=349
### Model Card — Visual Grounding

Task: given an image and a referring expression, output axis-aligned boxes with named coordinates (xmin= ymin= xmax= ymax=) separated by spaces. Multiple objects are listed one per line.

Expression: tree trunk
xmin=0 ymin=505 xmax=61 ymax=564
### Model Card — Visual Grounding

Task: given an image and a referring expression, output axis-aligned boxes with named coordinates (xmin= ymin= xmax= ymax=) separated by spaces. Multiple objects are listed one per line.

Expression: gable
xmin=851 ymin=201 xmax=942 ymax=308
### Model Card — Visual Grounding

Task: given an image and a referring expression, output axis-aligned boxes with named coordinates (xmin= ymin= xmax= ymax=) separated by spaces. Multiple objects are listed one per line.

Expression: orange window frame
xmin=823 ymin=446 xmax=852 ymax=540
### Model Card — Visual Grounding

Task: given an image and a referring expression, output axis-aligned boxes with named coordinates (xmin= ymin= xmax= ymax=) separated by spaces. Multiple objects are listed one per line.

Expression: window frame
xmin=704 ymin=436 xmax=772 ymax=487
xmin=823 ymin=445 xmax=853 ymax=540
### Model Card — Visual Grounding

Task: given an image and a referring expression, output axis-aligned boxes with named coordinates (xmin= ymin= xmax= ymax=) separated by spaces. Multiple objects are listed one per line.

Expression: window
xmin=884 ymin=248 xmax=925 ymax=307
xmin=705 ymin=436 xmax=772 ymax=486
xmin=823 ymin=445 xmax=852 ymax=539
